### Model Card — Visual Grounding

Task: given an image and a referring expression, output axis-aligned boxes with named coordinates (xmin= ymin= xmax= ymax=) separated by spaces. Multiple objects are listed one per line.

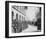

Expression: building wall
xmin=12 ymin=6 xmax=27 ymax=33
xmin=12 ymin=7 xmax=26 ymax=21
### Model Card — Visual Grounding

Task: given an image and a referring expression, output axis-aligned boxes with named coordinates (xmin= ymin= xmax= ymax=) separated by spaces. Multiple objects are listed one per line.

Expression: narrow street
xmin=21 ymin=24 xmax=38 ymax=33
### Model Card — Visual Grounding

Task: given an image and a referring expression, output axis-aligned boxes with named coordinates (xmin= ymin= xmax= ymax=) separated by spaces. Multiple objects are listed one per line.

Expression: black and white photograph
xmin=12 ymin=6 xmax=41 ymax=33
xmin=5 ymin=1 xmax=45 ymax=38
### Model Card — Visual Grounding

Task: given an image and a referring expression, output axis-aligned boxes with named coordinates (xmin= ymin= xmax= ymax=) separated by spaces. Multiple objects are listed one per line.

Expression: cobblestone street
xmin=21 ymin=24 xmax=38 ymax=33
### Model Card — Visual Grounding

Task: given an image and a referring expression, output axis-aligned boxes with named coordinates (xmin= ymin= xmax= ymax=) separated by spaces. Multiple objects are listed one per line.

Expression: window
xmin=16 ymin=13 xmax=18 ymax=20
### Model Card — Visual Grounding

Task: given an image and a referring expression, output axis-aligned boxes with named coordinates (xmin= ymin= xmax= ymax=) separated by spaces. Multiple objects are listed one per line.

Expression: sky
xmin=25 ymin=6 xmax=39 ymax=22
